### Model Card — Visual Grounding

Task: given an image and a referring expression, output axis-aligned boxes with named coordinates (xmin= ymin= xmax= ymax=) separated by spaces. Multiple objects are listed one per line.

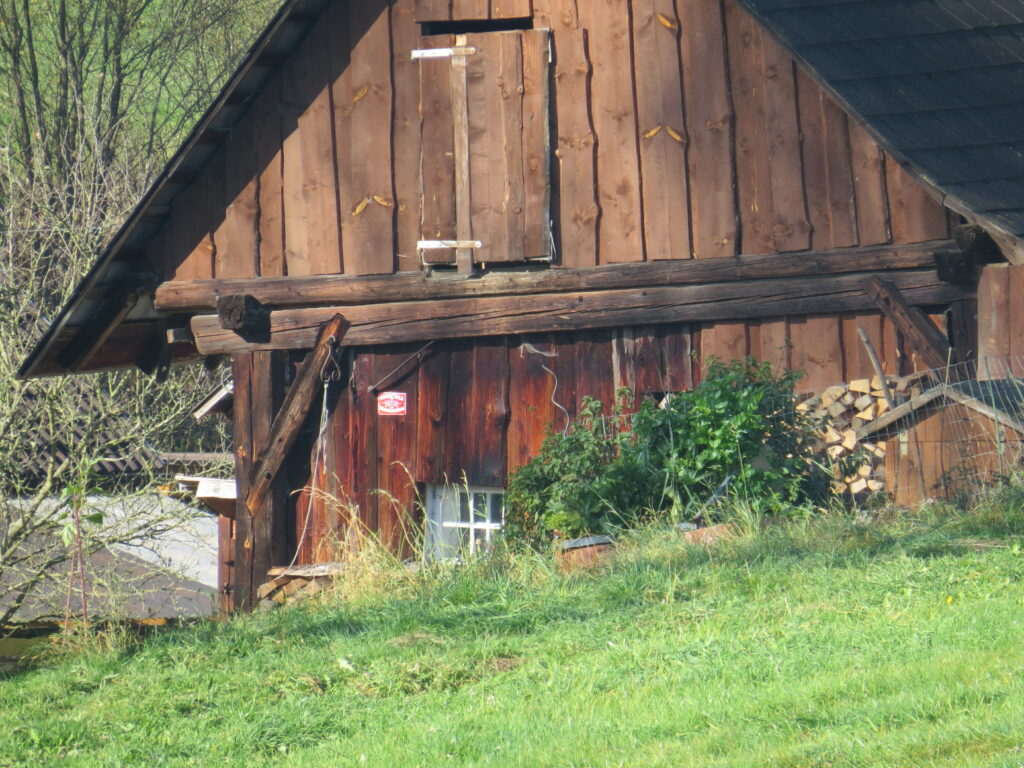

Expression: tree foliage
xmin=0 ymin=0 xmax=279 ymax=629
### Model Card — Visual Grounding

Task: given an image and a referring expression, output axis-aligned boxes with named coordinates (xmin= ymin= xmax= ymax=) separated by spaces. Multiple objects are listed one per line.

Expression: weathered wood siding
xmin=163 ymin=0 xmax=952 ymax=283
xmin=288 ymin=310 xmax=972 ymax=562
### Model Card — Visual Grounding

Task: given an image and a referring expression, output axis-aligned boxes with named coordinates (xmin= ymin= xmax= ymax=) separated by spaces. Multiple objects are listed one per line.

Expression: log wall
xmin=161 ymin=0 xmax=953 ymax=283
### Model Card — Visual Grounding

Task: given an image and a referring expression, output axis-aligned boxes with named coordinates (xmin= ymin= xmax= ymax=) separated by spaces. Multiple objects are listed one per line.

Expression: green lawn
xmin=3 ymin=499 xmax=1024 ymax=767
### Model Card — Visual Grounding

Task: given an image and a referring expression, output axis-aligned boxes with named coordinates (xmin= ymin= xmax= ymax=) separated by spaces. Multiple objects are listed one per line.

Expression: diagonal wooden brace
xmin=245 ymin=314 xmax=350 ymax=515
xmin=861 ymin=275 xmax=953 ymax=371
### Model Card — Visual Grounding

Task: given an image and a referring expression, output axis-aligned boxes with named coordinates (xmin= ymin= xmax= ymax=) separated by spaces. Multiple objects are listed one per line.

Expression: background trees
xmin=0 ymin=0 xmax=279 ymax=628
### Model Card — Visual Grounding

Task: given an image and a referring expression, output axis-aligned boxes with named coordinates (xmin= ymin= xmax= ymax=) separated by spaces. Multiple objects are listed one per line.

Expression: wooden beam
xmin=193 ymin=269 xmax=969 ymax=356
xmin=861 ymin=276 xmax=954 ymax=370
xmin=59 ymin=292 xmax=140 ymax=371
xmin=155 ymin=239 xmax=953 ymax=313
xmin=245 ymin=315 xmax=350 ymax=516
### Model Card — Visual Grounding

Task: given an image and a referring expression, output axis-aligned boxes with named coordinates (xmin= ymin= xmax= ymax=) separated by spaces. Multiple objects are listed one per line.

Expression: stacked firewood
xmin=256 ymin=563 xmax=343 ymax=605
xmin=798 ymin=373 xmax=931 ymax=496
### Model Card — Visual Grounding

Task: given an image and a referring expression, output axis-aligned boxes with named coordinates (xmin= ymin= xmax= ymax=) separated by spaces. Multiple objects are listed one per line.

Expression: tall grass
xmin=3 ymin=493 xmax=1024 ymax=767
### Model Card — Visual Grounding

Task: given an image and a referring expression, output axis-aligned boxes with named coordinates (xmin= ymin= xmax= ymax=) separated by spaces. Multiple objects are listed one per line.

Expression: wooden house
xmin=20 ymin=0 xmax=1024 ymax=609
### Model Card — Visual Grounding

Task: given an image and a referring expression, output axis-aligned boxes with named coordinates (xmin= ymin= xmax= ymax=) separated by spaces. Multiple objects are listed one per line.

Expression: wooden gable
xmin=161 ymin=0 xmax=951 ymax=291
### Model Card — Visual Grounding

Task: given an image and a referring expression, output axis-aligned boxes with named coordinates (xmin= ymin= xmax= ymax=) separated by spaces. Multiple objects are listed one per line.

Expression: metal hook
xmin=320 ymin=336 xmax=344 ymax=384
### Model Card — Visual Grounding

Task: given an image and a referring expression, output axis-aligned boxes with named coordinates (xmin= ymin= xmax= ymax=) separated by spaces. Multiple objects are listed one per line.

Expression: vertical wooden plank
xmin=453 ymin=0 xmax=489 ymax=19
xmin=848 ymin=120 xmax=890 ymax=246
xmin=633 ymin=327 xmax=667 ymax=395
xmin=414 ymin=0 xmax=451 ymax=21
xmin=820 ymin=93 xmax=858 ymax=249
xmin=725 ymin=3 xmax=774 ymax=257
xmin=661 ymin=324 xmax=697 ymax=391
xmin=574 ymin=330 xmax=616 ymax=413
xmin=701 ymin=321 xmax=748 ymax=368
xmin=374 ymin=347 xmax=421 ymax=555
xmin=452 ymin=33 xmax=474 ymax=274
xmin=464 ymin=34 xmax=505 ymax=263
xmin=219 ymin=117 xmax=260 ymax=279
xmin=232 ymin=351 xmax=289 ymax=609
xmin=681 ymin=0 xmax=736 ymax=259
xmin=282 ymin=17 xmax=343 ymax=277
xmin=392 ymin=0 xmax=426 ymax=271
xmin=475 ymin=32 xmax=527 ymax=263
xmin=756 ymin=318 xmax=791 ymax=374
xmin=533 ymin=0 xmax=578 ymax=29
xmin=553 ymin=29 xmax=598 ymax=267
xmin=334 ymin=0 xmax=396 ymax=275
xmin=257 ymin=76 xmax=285 ymax=279
xmin=419 ymin=37 xmax=457 ymax=261
xmin=521 ymin=30 xmax=552 ymax=260
xmin=326 ymin=355 xmax=357 ymax=548
xmin=349 ymin=352 xmax=379 ymax=536
xmin=632 ymin=0 xmax=691 ymax=262
xmin=493 ymin=0 xmax=532 ymax=17
xmin=799 ymin=75 xmax=857 ymax=251
xmin=795 ymin=68 xmax=830 ymax=251
xmin=762 ymin=36 xmax=809 ymax=252
xmin=443 ymin=341 xmax=476 ymax=483
xmin=798 ymin=69 xmax=857 ymax=252
xmin=217 ymin=516 xmax=234 ymax=615
xmin=550 ymin=330 xmax=579 ymax=426
xmin=1006 ymin=265 xmax=1024 ymax=377
xmin=164 ymin=172 xmax=216 ymax=281
xmin=978 ymin=263 xmax=1010 ymax=377
xmin=231 ymin=354 xmax=254 ymax=609
xmin=507 ymin=335 xmax=558 ymax=473
xmin=208 ymin=149 xmax=230 ymax=278
xmin=416 ymin=343 xmax=452 ymax=483
xmin=885 ymin=154 xmax=949 ymax=244
xmin=788 ymin=315 xmax=843 ymax=393
xmin=577 ymin=0 xmax=644 ymax=264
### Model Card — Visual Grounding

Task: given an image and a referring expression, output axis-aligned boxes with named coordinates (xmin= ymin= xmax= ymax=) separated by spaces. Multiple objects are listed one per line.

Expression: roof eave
xmin=18 ymin=0 xmax=333 ymax=380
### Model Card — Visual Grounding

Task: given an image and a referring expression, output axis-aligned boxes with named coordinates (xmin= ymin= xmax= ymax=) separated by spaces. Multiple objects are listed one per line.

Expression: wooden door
xmin=417 ymin=30 xmax=552 ymax=267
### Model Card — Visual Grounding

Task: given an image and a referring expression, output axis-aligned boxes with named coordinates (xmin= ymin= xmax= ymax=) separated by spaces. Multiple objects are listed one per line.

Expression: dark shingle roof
xmin=736 ymin=0 xmax=1024 ymax=239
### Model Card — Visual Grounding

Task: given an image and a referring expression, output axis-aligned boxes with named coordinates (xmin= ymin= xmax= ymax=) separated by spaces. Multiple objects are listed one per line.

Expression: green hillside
xmin=3 ymin=499 xmax=1024 ymax=768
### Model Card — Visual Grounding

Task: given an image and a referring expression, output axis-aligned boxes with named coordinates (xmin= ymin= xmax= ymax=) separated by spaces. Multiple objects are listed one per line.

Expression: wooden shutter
xmin=417 ymin=30 xmax=552 ymax=268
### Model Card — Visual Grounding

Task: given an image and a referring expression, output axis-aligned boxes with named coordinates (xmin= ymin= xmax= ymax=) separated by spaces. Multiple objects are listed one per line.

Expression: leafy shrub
xmin=505 ymin=358 xmax=829 ymax=547
xmin=504 ymin=396 xmax=651 ymax=547
xmin=632 ymin=357 xmax=828 ymax=517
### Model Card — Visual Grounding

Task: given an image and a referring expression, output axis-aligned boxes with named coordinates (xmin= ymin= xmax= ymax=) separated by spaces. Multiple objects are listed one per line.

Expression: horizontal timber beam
xmin=156 ymin=240 xmax=953 ymax=313
xmin=190 ymin=268 xmax=969 ymax=356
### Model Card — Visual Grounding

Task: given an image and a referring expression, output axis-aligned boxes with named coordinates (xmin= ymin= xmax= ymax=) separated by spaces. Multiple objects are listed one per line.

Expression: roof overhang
xmin=18 ymin=0 xmax=333 ymax=379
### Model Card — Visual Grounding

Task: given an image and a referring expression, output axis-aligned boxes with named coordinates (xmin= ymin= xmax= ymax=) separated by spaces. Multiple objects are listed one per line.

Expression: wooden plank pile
xmin=799 ymin=373 xmax=933 ymax=496
xmin=255 ymin=563 xmax=345 ymax=606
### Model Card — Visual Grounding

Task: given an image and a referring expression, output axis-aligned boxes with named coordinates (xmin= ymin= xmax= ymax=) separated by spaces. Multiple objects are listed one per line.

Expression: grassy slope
xmin=2 ymin=502 xmax=1024 ymax=768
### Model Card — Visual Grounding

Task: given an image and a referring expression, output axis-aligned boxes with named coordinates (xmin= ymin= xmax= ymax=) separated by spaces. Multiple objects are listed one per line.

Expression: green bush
xmin=505 ymin=358 xmax=830 ymax=547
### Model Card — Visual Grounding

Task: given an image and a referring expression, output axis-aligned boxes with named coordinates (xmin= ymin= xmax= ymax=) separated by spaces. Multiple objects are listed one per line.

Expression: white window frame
xmin=424 ymin=484 xmax=505 ymax=560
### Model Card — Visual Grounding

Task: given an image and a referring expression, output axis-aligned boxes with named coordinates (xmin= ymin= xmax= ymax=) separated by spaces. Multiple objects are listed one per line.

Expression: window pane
xmin=458 ymin=491 xmax=470 ymax=523
xmin=489 ymin=494 xmax=503 ymax=524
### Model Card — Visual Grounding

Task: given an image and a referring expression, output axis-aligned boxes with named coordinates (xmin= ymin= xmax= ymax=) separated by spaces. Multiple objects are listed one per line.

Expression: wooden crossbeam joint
xmin=861 ymin=275 xmax=953 ymax=370
xmin=217 ymin=294 xmax=270 ymax=341
xmin=244 ymin=315 xmax=350 ymax=516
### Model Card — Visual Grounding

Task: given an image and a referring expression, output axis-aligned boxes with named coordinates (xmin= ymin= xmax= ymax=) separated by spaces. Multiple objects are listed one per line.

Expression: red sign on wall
xmin=377 ymin=391 xmax=408 ymax=416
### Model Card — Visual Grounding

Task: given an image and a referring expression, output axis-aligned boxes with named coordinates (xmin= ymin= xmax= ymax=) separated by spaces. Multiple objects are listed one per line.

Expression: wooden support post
xmin=861 ymin=276 xmax=953 ymax=371
xmin=232 ymin=351 xmax=288 ymax=611
xmin=452 ymin=34 xmax=474 ymax=275
xmin=246 ymin=314 xmax=350 ymax=516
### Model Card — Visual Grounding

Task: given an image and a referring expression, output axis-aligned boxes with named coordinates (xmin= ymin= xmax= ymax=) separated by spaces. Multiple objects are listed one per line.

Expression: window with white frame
xmin=424 ymin=484 xmax=504 ymax=560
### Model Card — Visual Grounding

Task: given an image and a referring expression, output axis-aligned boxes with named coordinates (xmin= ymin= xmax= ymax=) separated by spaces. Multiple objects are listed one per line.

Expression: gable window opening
xmin=420 ymin=18 xmax=533 ymax=36
xmin=424 ymin=483 xmax=505 ymax=561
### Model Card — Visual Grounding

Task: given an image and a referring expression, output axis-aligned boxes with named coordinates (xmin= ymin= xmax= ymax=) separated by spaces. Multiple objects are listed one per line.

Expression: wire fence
xmin=802 ymin=355 xmax=1024 ymax=507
